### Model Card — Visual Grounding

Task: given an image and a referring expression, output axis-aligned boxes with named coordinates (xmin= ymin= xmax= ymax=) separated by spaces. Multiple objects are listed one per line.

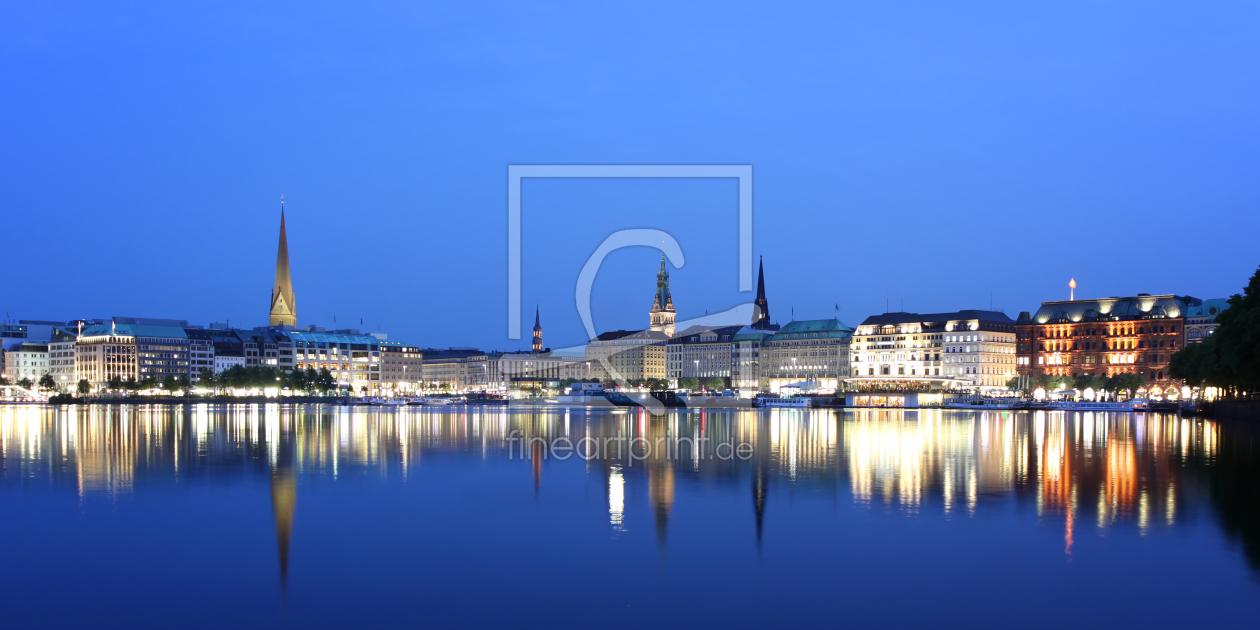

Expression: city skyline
xmin=5 ymin=3 xmax=1260 ymax=349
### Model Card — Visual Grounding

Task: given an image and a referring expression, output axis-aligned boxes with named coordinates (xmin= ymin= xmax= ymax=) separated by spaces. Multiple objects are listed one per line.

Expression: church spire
xmin=751 ymin=256 xmax=772 ymax=329
xmin=532 ymin=305 xmax=543 ymax=353
xmin=269 ymin=199 xmax=297 ymax=327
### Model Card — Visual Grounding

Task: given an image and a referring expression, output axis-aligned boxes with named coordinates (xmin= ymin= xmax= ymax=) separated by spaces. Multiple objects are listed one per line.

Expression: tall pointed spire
xmin=532 ymin=305 xmax=543 ymax=353
xmin=751 ymin=256 xmax=772 ymax=329
xmin=269 ymin=199 xmax=297 ymax=327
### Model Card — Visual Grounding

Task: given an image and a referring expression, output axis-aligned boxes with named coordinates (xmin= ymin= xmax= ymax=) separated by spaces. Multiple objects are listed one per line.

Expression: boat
xmin=1045 ymin=399 xmax=1147 ymax=412
xmin=753 ymin=396 xmax=811 ymax=409
xmin=380 ymin=398 xmax=408 ymax=406
xmin=945 ymin=398 xmax=1022 ymax=410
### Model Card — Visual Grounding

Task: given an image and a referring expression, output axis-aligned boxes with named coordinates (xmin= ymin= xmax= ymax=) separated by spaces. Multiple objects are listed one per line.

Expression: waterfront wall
xmin=1213 ymin=400 xmax=1260 ymax=421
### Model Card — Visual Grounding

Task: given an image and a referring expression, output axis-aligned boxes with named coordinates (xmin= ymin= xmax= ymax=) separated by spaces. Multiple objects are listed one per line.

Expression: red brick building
xmin=1015 ymin=294 xmax=1212 ymax=395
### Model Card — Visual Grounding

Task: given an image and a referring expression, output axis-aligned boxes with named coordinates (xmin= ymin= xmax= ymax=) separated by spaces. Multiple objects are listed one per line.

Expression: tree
xmin=679 ymin=377 xmax=700 ymax=391
xmin=18 ymin=377 xmax=33 ymax=390
xmin=125 ymin=377 xmax=141 ymax=393
xmin=317 ymin=368 xmax=336 ymax=393
xmin=1171 ymin=265 xmax=1260 ymax=396
xmin=38 ymin=373 xmax=56 ymax=391
xmin=77 ymin=379 xmax=91 ymax=396
xmin=107 ymin=376 xmax=123 ymax=391
xmin=705 ymin=377 xmax=725 ymax=391
xmin=1073 ymin=374 xmax=1104 ymax=393
xmin=1005 ymin=376 xmax=1022 ymax=392
xmin=139 ymin=376 xmax=158 ymax=391
xmin=1107 ymin=373 xmax=1146 ymax=397
xmin=0 ymin=375 xmax=9 ymax=386
xmin=161 ymin=374 xmax=179 ymax=393
xmin=645 ymin=378 xmax=669 ymax=391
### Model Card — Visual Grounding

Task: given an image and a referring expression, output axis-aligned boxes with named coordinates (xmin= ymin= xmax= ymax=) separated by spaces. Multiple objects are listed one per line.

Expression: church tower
xmin=751 ymin=256 xmax=772 ymax=329
xmin=649 ymin=253 xmax=676 ymax=337
xmin=269 ymin=202 xmax=297 ymax=327
xmin=532 ymin=306 xmax=544 ymax=353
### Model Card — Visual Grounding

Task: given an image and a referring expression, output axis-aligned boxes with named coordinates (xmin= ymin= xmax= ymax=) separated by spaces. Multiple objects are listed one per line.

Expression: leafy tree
xmin=125 ymin=377 xmax=141 ymax=392
xmin=679 ymin=377 xmax=700 ymax=391
xmin=317 ymin=368 xmax=336 ymax=393
xmin=38 ymin=373 xmax=56 ymax=391
xmin=1107 ymin=373 xmax=1146 ymax=397
xmin=644 ymin=378 xmax=669 ymax=391
xmin=1073 ymin=374 xmax=1105 ymax=393
xmin=1005 ymin=376 xmax=1023 ymax=392
xmin=1171 ymin=265 xmax=1260 ymax=396
xmin=161 ymin=374 xmax=179 ymax=393
xmin=139 ymin=376 xmax=158 ymax=391
xmin=77 ymin=379 xmax=91 ymax=396
xmin=18 ymin=377 xmax=33 ymax=390
xmin=0 ymin=375 xmax=9 ymax=386
xmin=705 ymin=377 xmax=725 ymax=391
xmin=107 ymin=376 xmax=123 ymax=391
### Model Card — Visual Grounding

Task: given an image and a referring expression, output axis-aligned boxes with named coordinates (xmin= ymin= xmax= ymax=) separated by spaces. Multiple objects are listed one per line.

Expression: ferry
xmin=1045 ymin=399 xmax=1148 ymax=412
xmin=944 ymin=398 xmax=1022 ymax=410
xmin=753 ymin=396 xmax=811 ymax=409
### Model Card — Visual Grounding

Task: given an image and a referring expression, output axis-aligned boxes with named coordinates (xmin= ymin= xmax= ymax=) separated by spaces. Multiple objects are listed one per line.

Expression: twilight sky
xmin=3 ymin=1 xmax=1259 ymax=350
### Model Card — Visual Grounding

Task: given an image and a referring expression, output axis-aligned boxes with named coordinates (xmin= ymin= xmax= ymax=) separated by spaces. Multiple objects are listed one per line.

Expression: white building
xmin=3 ymin=341 xmax=49 ymax=382
xmin=850 ymin=310 xmax=1017 ymax=390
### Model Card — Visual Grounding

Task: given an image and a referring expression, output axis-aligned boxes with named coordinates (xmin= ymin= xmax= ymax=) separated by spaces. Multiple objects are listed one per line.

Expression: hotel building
xmin=850 ymin=310 xmax=1016 ymax=390
xmin=760 ymin=319 xmax=853 ymax=393
xmin=1014 ymin=293 xmax=1218 ymax=393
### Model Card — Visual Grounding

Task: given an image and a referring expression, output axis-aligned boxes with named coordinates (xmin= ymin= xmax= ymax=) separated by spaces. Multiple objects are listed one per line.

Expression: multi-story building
xmin=379 ymin=339 xmax=424 ymax=392
xmin=418 ymin=349 xmax=499 ymax=392
xmin=1015 ymin=294 xmax=1214 ymax=394
xmin=665 ymin=325 xmax=743 ymax=388
xmin=76 ymin=324 xmax=139 ymax=386
xmin=47 ymin=328 xmax=78 ymax=389
xmin=732 ymin=328 xmax=773 ymax=391
xmin=3 ymin=341 xmax=49 ymax=382
xmin=760 ymin=319 xmax=853 ymax=393
xmin=183 ymin=329 xmax=218 ymax=381
xmin=134 ymin=326 xmax=190 ymax=382
xmin=850 ymin=310 xmax=1016 ymax=389
xmin=494 ymin=351 xmax=588 ymax=395
xmin=290 ymin=329 xmax=381 ymax=390
xmin=585 ymin=330 xmax=669 ymax=383
xmin=1184 ymin=298 xmax=1229 ymax=345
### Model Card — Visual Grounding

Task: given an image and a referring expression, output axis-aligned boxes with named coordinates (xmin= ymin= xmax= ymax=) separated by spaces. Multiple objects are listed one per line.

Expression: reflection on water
xmin=0 ymin=404 xmax=1254 ymax=573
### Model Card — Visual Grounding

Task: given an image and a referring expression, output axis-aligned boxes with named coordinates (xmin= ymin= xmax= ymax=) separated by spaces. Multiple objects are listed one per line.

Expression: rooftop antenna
xmin=1069 ymin=278 xmax=1077 ymax=301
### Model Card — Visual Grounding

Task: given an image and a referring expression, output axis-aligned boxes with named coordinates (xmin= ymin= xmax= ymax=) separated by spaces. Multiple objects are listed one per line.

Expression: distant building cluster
xmin=0 ymin=207 xmax=1229 ymax=398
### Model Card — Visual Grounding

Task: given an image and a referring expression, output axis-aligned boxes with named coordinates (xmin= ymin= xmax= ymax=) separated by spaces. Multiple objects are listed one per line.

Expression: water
xmin=1 ymin=404 xmax=1257 ymax=628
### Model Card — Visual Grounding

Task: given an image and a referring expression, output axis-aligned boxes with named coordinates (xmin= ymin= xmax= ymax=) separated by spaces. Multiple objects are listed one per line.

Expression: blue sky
xmin=3 ymin=1 xmax=1258 ymax=350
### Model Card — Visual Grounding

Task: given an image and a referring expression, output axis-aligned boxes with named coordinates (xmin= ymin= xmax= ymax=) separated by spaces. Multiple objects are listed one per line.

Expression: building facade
xmin=665 ymin=325 xmax=743 ymax=388
xmin=3 ymin=342 xmax=48 ymax=382
xmin=290 ymin=329 xmax=381 ymax=390
xmin=1014 ymin=294 xmax=1213 ymax=394
xmin=850 ymin=310 xmax=1016 ymax=390
xmin=586 ymin=329 xmax=669 ymax=383
xmin=380 ymin=340 xmax=424 ymax=392
xmin=1184 ymin=298 xmax=1229 ymax=344
xmin=760 ymin=319 xmax=853 ymax=393
xmin=732 ymin=328 xmax=772 ymax=391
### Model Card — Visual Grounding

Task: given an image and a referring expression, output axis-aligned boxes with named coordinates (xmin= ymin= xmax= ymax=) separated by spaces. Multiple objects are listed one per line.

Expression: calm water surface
xmin=2 ymin=404 xmax=1258 ymax=628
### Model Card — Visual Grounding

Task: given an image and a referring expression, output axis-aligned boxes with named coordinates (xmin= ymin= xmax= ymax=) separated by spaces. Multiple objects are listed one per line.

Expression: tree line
xmin=1171 ymin=265 xmax=1260 ymax=396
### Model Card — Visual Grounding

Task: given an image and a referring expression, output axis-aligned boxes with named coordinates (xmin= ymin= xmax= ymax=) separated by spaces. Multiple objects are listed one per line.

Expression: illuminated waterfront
xmin=1 ymin=404 xmax=1257 ymax=627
